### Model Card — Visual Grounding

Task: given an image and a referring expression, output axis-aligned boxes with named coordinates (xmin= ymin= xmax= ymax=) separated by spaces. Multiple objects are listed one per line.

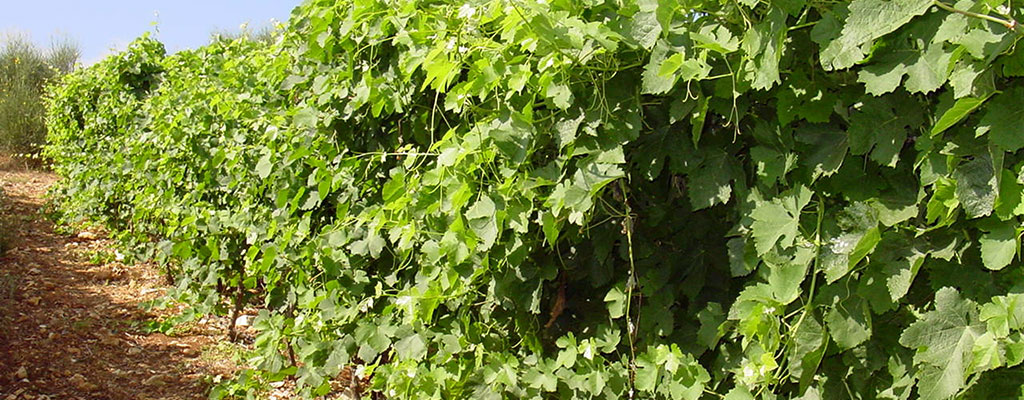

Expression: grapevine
xmin=44 ymin=0 xmax=1024 ymax=398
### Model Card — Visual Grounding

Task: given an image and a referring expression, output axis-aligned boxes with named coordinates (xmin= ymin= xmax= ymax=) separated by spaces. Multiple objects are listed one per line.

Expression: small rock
xmin=235 ymin=315 xmax=251 ymax=327
xmin=100 ymin=334 xmax=120 ymax=346
xmin=77 ymin=231 xmax=97 ymax=240
xmin=5 ymin=388 xmax=25 ymax=400
xmin=142 ymin=374 xmax=166 ymax=386
xmin=94 ymin=269 xmax=118 ymax=281
xmin=127 ymin=346 xmax=142 ymax=355
xmin=68 ymin=373 xmax=98 ymax=391
xmin=15 ymin=366 xmax=27 ymax=379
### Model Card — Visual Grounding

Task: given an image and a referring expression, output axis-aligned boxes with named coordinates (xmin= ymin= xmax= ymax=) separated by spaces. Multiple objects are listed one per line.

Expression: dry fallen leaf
xmin=15 ymin=366 xmax=28 ymax=380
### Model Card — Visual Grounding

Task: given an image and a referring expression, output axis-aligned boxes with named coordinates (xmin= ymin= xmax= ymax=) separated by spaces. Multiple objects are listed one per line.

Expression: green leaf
xmin=690 ymin=24 xmax=739 ymax=54
xmin=630 ymin=11 xmax=662 ymax=49
xmin=796 ymin=125 xmax=848 ymax=179
xmin=524 ymin=361 xmax=558 ymax=392
xmin=255 ymin=154 xmax=273 ymax=179
xmin=382 ymin=169 xmax=406 ymax=203
xmin=776 ymin=72 xmax=837 ymax=125
xmin=724 ymin=386 xmax=755 ymax=400
xmin=819 ymin=202 xmax=880 ymax=283
xmin=787 ymin=312 xmax=825 ymax=384
xmin=751 ymin=186 xmax=813 ymax=255
xmin=687 ymin=150 xmax=737 ymax=210
xmin=932 ymin=95 xmax=989 ymax=137
xmin=899 ymin=287 xmax=984 ymax=400
xmin=979 ymin=293 xmax=1024 ymax=338
xmin=904 ymin=45 xmax=954 ymax=94
xmin=977 ymin=87 xmax=1024 ymax=152
xmin=824 ymin=294 xmax=872 ymax=350
xmin=487 ymin=114 xmax=534 ymax=164
xmin=634 ymin=351 xmax=659 ymax=391
xmin=954 ymin=156 xmax=997 ymax=219
xmin=728 ymin=238 xmax=759 ymax=277
xmin=605 ymin=286 xmax=626 ymax=319
xmin=926 ymin=177 xmax=960 ymax=225
xmin=293 ymin=107 xmax=317 ymax=129
xmin=466 ymin=195 xmax=496 ymax=220
xmin=995 ymin=168 xmax=1024 ymax=219
xmin=541 ymin=211 xmax=559 ymax=247
xmin=970 ymin=331 xmax=1002 ymax=373
xmin=697 ymin=303 xmax=726 ymax=350
xmin=741 ymin=7 xmax=787 ymax=90
xmin=546 ymin=82 xmax=572 ymax=110
xmin=883 ymin=239 xmax=927 ymax=304
xmin=767 ymin=246 xmax=814 ymax=305
xmin=643 ymin=43 xmax=679 ymax=95
xmin=750 ymin=146 xmax=796 ymax=188
xmin=394 ymin=333 xmax=427 ymax=361
xmin=819 ymin=0 xmax=934 ymax=70
xmin=690 ymin=95 xmax=709 ymax=147
xmin=847 ymin=96 xmax=920 ymax=167
xmin=978 ymin=219 xmax=1016 ymax=271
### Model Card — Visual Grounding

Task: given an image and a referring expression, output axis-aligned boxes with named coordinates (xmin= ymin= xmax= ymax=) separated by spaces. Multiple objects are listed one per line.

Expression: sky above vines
xmin=2 ymin=0 xmax=299 ymax=65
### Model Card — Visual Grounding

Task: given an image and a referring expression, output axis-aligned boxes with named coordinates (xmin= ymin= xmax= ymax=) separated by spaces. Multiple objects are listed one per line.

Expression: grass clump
xmin=0 ymin=34 xmax=79 ymax=158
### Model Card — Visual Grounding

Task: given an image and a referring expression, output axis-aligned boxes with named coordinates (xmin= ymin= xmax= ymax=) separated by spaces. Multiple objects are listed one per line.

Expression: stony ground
xmin=0 ymin=169 xmax=246 ymax=400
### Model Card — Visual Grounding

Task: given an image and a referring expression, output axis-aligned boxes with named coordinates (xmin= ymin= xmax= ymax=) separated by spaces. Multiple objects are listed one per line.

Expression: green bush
xmin=0 ymin=34 xmax=79 ymax=155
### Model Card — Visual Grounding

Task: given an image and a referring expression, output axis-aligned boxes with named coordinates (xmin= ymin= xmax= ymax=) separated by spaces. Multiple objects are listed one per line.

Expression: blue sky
xmin=3 ymin=1 xmax=301 ymax=65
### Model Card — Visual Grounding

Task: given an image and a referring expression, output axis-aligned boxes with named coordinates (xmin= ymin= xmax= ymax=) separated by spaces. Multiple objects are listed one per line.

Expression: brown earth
xmin=0 ymin=168 xmax=246 ymax=400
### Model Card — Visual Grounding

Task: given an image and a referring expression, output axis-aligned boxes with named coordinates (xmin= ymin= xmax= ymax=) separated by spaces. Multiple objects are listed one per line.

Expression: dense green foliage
xmin=0 ymin=34 xmax=78 ymax=155
xmin=45 ymin=0 xmax=1024 ymax=398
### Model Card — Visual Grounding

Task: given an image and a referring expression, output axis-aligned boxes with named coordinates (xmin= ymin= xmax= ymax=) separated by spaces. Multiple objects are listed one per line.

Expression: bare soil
xmin=0 ymin=169 xmax=242 ymax=400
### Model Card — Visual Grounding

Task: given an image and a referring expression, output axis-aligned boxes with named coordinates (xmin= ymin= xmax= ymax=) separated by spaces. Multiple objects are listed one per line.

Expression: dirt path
xmin=0 ymin=169 xmax=240 ymax=400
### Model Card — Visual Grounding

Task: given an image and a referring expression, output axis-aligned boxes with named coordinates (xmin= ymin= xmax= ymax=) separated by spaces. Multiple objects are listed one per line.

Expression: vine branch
xmin=933 ymin=0 xmax=1024 ymax=35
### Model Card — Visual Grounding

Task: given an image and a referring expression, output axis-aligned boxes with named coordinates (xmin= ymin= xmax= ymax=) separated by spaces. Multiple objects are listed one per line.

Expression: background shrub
xmin=0 ymin=34 xmax=79 ymax=156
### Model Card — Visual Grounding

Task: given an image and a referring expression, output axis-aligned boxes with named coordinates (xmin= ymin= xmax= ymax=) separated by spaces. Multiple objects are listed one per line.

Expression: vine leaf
xmin=847 ymin=96 xmax=920 ymax=168
xmin=741 ymin=7 xmax=787 ymax=90
xmin=819 ymin=202 xmax=881 ymax=283
xmin=766 ymin=246 xmax=814 ymax=305
xmin=994 ymin=168 xmax=1024 ymax=220
xmin=629 ymin=11 xmax=661 ymax=49
xmin=819 ymin=0 xmax=934 ymax=70
xmin=786 ymin=311 xmax=825 ymax=385
xmin=979 ymin=293 xmax=1024 ymax=338
xmin=687 ymin=150 xmax=738 ymax=210
xmin=977 ymin=218 xmax=1016 ymax=271
xmin=776 ymin=72 xmax=836 ymax=126
xmin=796 ymin=125 xmax=847 ymax=180
xmin=858 ymin=44 xmax=952 ymax=95
xmin=750 ymin=186 xmax=813 ymax=255
xmin=977 ymin=87 xmax=1024 ymax=152
xmin=953 ymin=156 xmax=997 ymax=219
xmin=823 ymin=294 xmax=872 ymax=350
xmin=932 ymin=95 xmax=990 ymax=137
xmin=899 ymin=287 xmax=985 ymax=400
xmin=255 ymin=154 xmax=273 ymax=179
